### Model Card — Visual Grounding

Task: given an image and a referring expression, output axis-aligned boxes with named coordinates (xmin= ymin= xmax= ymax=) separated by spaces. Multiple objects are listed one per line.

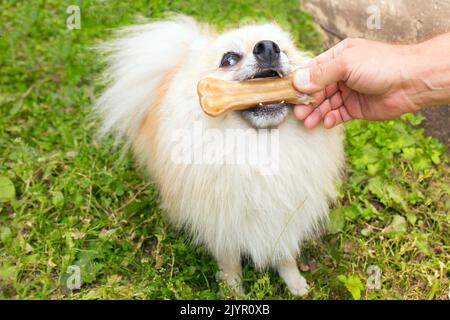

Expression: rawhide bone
xmin=197 ymin=73 xmax=312 ymax=117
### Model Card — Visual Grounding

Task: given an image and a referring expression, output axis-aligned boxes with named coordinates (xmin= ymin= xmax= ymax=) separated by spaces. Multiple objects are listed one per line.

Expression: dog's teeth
xmin=258 ymin=103 xmax=263 ymax=106
xmin=281 ymin=100 xmax=285 ymax=104
xmin=277 ymin=71 xmax=283 ymax=77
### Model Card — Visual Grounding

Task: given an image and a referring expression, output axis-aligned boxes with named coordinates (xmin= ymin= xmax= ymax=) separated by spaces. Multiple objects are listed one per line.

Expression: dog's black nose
xmin=253 ymin=40 xmax=280 ymax=66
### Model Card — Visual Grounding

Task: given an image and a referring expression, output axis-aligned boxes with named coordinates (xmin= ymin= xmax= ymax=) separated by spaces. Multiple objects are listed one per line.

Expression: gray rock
xmin=301 ymin=0 xmax=450 ymax=46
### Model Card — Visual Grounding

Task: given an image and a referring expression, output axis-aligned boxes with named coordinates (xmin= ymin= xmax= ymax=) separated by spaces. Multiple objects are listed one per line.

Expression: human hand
xmin=292 ymin=38 xmax=424 ymax=129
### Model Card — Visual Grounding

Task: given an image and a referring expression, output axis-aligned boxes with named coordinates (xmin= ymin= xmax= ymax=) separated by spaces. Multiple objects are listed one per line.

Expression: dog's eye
xmin=220 ymin=52 xmax=241 ymax=67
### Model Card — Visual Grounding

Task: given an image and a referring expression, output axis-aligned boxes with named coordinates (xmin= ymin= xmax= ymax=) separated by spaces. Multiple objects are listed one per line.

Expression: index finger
xmin=311 ymin=38 xmax=351 ymax=65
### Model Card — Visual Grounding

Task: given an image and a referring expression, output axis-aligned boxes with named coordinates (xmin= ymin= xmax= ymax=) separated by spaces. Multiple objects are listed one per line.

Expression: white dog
xmin=96 ymin=16 xmax=344 ymax=296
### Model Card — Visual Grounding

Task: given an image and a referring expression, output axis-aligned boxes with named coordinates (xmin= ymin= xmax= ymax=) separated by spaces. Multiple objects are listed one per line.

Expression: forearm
xmin=403 ymin=32 xmax=450 ymax=108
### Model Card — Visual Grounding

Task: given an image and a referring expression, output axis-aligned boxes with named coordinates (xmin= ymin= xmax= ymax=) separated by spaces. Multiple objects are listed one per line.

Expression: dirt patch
xmin=418 ymin=105 xmax=450 ymax=147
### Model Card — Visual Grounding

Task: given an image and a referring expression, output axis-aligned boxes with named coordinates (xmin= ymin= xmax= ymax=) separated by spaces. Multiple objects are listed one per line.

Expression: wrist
xmin=401 ymin=34 xmax=450 ymax=109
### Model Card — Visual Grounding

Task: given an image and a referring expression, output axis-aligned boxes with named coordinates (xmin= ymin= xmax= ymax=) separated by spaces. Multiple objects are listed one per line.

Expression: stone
xmin=301 ymin=0 xmax=450 ymax=46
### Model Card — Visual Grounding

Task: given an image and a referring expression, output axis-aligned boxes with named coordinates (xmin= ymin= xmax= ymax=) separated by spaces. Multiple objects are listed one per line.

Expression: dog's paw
xmin=287 ymin=277 xmax=309 ymax=296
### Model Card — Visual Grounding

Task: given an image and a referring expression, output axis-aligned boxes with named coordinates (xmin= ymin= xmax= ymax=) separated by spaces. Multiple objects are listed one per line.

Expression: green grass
xmin=0 ymin=0 xmax=448 ymax=300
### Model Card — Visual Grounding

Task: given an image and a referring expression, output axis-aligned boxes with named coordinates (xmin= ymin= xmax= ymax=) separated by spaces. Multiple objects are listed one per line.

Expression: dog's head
xmin=198 ymin=23 xmax=310 ymax=129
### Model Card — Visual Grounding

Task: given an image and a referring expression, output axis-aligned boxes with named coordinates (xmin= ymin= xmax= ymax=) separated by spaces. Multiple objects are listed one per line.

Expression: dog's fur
xmin=96 ymin=16 xmax=344 ymax=295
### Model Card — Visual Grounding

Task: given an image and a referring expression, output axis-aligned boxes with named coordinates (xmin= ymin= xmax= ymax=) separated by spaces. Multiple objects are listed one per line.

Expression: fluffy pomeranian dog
xmin=96 ymin=16 xmax=344 ymax=296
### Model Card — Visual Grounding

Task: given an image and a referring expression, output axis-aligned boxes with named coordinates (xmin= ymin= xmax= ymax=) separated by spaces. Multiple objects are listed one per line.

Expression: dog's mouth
xmin=239 ymin=69 xmax=291 ymax=129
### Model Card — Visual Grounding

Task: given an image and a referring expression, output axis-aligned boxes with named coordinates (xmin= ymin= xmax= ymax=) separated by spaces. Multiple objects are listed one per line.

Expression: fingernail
xmin=294 ymin=68 xmax=310 ymax=88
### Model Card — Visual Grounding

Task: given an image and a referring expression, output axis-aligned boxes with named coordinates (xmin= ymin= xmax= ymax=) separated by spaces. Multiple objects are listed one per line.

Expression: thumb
xmin=293 ymin=58 xmax=347 ymax=94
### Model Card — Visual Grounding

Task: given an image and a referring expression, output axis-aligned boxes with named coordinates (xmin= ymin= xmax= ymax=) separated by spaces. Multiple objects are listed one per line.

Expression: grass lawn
xmin=0 ymin=0 xmax=449 ymax=299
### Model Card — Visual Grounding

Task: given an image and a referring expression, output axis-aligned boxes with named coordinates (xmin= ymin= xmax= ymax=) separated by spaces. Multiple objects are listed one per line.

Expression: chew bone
xmin=197 ymin=73 xmax=312 ymax=117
